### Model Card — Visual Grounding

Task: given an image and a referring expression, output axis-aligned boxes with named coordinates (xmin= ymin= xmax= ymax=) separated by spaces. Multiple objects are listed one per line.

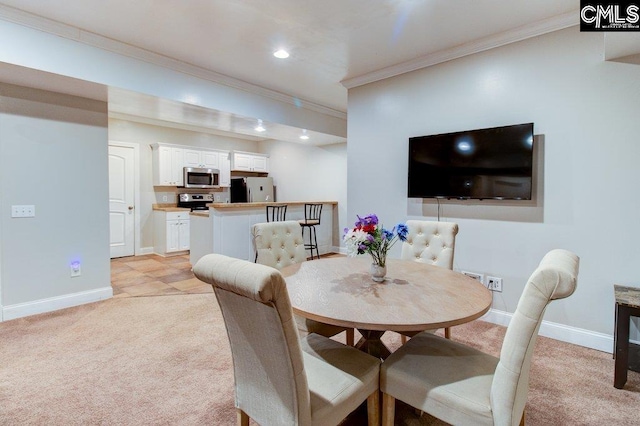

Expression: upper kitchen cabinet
xmin=185 ymin=149 xmax=219 ymax=169
xmin=152 ymin=143 xmax=184 ymax=186
xmin=219 ymin=152 xmax=231 ymax=187
xmin=231 ymin=151 xmax=269 ymax=173
xmin=151 ymin=143 xmax=231 ymax=187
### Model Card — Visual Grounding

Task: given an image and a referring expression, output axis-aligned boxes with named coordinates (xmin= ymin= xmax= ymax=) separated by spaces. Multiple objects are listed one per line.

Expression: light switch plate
xmin=11 ymin=205 xmax=35 ymax=218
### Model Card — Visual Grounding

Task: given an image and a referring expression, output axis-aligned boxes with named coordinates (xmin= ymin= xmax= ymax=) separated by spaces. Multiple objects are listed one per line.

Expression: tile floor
xmin=110 ymin=254 xmax=212 ymax=298
xmin=111 ymin=252 xmax=344 ymax=298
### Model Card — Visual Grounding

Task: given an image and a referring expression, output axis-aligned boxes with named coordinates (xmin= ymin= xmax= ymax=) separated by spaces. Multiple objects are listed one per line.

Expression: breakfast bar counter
xmin=189 ymin=201 xmax=338 ymax=265
xmin=207 ymin=201 xmax=337 ymax=209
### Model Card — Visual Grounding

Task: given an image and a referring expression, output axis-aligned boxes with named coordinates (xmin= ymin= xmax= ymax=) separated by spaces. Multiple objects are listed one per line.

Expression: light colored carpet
xmin=1 ymin=293 xmax=639 ymax=425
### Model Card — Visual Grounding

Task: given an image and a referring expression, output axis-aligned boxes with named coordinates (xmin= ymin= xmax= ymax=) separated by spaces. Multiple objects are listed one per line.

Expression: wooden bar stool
xmin=298 ymin=203 xmax=322 ymax=260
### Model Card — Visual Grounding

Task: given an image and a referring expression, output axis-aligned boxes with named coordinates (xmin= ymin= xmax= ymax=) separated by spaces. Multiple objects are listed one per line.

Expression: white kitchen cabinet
xmin=152 ymin=144 xmax=184 ymax=186
xmin=167 ymin=217 xmax=190 ymax=251
xmin=231 ymin=151 xmax=269 ymax=172
xmin=202 ymin=151 xmax=219 ymax=169
xmin=153 ymin=143 xmax=230 ymax=187
xmin=154 ymin=211 xmax=190 ymax=255
xmin=219 ymin=151 xmax=231 ymax=187
xmin=185 ymin=149 xmax=219 ymax=169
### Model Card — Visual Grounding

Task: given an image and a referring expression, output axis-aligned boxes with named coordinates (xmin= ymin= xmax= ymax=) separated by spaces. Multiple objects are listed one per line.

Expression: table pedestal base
xmin=356 ymin=329 xmax=391 ymax=360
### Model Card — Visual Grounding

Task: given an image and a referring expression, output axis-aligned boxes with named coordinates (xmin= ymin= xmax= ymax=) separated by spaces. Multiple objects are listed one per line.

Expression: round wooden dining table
xmin=280 ymin=256 xmax=492 ymax=359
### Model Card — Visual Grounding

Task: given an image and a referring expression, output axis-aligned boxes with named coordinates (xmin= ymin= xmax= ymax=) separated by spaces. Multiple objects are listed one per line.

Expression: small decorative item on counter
xmin=343 ymin=214 xmax=408 ymax=282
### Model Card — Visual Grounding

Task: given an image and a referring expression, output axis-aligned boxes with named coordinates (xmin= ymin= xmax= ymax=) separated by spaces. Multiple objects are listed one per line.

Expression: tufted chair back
xmin=400 ymin=220 xmax=459 ymax=269
xmin=252 ymin=221 xmax=307 ymax=270
xmin=253 ymin=220 xmax=355 ymax=346
xmin=491 ymin=249 xmax=579 ymax=425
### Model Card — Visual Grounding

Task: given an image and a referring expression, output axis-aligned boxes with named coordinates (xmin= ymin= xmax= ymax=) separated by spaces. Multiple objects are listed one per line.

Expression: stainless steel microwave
xmin=183 ymin=167 xmax=220 ymax=189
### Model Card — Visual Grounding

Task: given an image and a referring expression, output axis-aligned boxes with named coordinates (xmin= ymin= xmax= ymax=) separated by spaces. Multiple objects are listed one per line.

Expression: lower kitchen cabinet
xmin=154 ymin=211 xmax=190 ymax=255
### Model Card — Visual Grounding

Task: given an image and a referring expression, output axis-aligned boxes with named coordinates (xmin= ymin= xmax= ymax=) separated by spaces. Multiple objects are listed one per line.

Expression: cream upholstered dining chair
xmin=399 ymin=220 xmax=459 ymax=341
xmin=381 ymin=249 xmax=579 ymax=426
xmin=193 ymin=254 xmax=381 ymax=426
xmin=252 ymin=220 xmax=355 ymax=346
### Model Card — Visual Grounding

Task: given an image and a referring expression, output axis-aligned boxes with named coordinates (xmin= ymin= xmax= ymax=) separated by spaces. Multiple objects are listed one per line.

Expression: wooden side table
xmin=614 ymin=285 xmax=640 ymax=389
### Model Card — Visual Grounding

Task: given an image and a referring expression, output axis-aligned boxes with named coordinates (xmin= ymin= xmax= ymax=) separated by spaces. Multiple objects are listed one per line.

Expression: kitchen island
xmin=189 ymin=201 xmax=338 ymax=265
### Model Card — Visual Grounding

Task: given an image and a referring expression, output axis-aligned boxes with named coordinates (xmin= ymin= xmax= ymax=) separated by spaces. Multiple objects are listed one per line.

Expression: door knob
xmin=128 ymin=206 xmax=134 ymax=210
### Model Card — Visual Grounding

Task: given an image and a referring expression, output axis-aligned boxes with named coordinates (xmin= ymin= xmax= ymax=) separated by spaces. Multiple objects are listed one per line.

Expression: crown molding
xmin=0 ymin=5 xmax=347 ymax=120
xmin=108 ymin=112 xmax=267 ymax=142
xmin=342 ymin=11 xmax=578 ymax=89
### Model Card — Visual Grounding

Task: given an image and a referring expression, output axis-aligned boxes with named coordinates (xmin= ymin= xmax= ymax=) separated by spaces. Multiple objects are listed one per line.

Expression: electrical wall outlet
xmin=162 ymin=195 xmax=168 ymax=202
xmin=487 ymin=276 xmax=503 ymax=292
xmin=70 ymin=261 xmax=81 ymax=277
xmin=462 ymin=271 xmax=484 ymax=283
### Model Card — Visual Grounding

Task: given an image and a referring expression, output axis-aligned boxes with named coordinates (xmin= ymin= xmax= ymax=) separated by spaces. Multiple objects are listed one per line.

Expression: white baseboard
xmin=138 ymin=246 xmax=154 ymax=255
xmin=482 ymin=308 xmax=613 ymax=354
xmin=2 ymin=286 xmax=113 ymax=322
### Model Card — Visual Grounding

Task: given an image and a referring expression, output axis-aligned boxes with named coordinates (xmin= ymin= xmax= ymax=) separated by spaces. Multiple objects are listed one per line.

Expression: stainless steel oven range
xmin=177 ymin=193 xmax=214 ymax=211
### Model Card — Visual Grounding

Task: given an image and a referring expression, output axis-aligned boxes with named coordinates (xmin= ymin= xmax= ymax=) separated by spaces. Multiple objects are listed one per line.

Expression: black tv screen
xmin=408 ymin=123 xmax=534 ymax=200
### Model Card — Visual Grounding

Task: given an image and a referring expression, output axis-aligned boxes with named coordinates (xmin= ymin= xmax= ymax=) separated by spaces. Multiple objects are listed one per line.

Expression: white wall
xmin=0 ymin=84 xmax=111 ymax=317
xmin=347 ymin=27 xmax=640 ymax=342
xmin=259 ymin=140 xmax=347 ymax=246
xmin=108 ymin=119 xmax=260 ymax=250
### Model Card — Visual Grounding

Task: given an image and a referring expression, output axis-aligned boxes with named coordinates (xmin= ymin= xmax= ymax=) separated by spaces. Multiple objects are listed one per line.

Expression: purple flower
xmin=356 ymin=214 xmax=378 ymax=228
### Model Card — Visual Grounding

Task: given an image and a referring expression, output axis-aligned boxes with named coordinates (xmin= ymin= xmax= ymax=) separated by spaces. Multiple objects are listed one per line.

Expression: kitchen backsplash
xmin=154 ymin=188 xmax=229 ymax=204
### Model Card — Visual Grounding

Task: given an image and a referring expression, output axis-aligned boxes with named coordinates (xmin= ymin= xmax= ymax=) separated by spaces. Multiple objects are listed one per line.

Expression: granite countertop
xmin=207 ymin=200 xmax=337 ymax=209
xmin=152 ymin=204 xmax=191 ymax=212
xmin=615 ymin=285 xmax=640 ymax=308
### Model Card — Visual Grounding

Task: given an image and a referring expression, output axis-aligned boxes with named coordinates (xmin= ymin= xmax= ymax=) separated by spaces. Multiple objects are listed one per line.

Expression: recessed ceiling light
xmin=255 ymin=119 xmax=266 ymax=132
xmin=300 ymin=129 xmax=309 ymax=140
xmin=273 ymin=49 xmax=290 ymax=59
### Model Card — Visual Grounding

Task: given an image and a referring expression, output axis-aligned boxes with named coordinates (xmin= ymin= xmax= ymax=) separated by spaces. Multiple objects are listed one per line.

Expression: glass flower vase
xmin=370 ymin=262 xmax=387 ymax=282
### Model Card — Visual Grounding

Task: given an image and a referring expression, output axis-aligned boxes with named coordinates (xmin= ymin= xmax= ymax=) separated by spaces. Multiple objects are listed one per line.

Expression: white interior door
xmin=109 ymin=145 xmax=135 ymax=258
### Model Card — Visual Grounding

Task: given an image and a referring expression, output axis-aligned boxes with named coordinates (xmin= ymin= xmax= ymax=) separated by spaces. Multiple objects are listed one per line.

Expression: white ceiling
xmin=0 ymin=0 xmax=580 ymax=144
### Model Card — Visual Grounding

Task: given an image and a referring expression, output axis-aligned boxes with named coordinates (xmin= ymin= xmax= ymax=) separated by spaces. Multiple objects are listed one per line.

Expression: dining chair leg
xmin=346 ymin=328 xmax=354 ymax=346
xmin=237 ymin=408 xmax=249 ymax=426
xmin=520 ymin=410 xmax=526 ymax=426
xmin=367 ymin=390 xmax=380 ymax=426
xmin=381 ymin=392 xmax=395 ymax=426
xmin=444 ymin=327 xmax=451 ymax=339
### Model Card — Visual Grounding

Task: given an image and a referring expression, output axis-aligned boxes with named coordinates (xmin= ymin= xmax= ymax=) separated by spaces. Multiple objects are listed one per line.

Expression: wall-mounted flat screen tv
xmin=408 ymin=123 xmax=534 ymax=200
